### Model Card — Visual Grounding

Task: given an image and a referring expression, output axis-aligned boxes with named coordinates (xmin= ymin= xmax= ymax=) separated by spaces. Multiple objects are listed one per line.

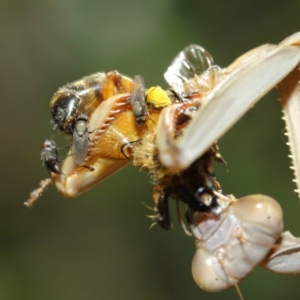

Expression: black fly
xmin=41 ymin=139 xmax=62 ymax=175
xmin=130 ymin=75 xmax=148 ymax=126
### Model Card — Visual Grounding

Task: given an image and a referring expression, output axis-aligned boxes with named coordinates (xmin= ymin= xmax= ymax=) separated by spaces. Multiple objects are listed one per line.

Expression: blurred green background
xmin=1 ymin=0 xmax=300 ymax=299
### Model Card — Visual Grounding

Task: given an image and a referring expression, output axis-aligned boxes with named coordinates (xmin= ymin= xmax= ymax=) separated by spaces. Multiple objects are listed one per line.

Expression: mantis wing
xmin=158 ymin=44 xmax=300 ymax=171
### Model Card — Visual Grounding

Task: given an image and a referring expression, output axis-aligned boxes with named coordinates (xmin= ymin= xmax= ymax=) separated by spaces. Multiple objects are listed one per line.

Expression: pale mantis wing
xmin=158 ymin=45 xmax=300 ymax=171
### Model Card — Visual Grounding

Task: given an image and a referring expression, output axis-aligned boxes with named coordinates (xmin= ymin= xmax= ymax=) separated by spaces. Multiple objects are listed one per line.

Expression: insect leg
xmin=151 ymin=185 xmax=172 ymax=230
xmin=261 ymin=231 xmax=300 ymax=274
xmin=24 ymin=178 xmax=52 ymax=208
xmin=278 ymin=68 xmax=300 ymax=197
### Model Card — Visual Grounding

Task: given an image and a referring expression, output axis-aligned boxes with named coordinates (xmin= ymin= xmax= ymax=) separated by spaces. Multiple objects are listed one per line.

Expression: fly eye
xmin=75 ymin=119 xmax=88 ymax=136
xmin=44 ymin=144 xmax=51 ymax=151
xmin=42 ymin=140 xmax=54 ymax=151
xmin=51 ymin=94 xmax=80 ymax=134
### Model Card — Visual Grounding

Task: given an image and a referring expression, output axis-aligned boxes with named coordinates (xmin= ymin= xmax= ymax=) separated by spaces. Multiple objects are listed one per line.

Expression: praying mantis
xmin=26 ymin=32 xmax=300 ymax=298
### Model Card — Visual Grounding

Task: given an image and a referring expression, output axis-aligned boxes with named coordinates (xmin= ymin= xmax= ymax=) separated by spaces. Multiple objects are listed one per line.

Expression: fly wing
xmin=72 ymin=133 xmax=89 ymax=165
xmin=130 ymin=75 xmax=147 ymax=124
xmin=159 ymin=45 xmax=300 ymax=170
xmin=131 ymin=75 xmax=145 ymax=103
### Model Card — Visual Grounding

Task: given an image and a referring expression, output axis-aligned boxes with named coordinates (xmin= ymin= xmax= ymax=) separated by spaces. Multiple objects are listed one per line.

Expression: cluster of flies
xmin=26 ymin=33 xmax=300 ymax=299
xmin=41 ymin=114 xmax=90 ymax=175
